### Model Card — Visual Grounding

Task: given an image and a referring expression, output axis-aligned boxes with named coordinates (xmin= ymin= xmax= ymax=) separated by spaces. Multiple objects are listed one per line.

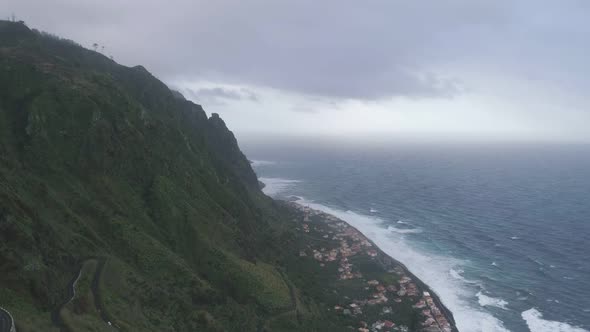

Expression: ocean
xmin=241 ymin=140 xmax=590 ymax=332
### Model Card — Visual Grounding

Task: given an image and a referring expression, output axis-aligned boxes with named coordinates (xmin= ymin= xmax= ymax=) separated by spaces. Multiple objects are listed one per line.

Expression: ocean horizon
xmin=244 ymin=141 xmax=590 ymax=332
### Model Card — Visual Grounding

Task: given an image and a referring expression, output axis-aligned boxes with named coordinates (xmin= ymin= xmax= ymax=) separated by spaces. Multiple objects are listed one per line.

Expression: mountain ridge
xmin=0 ymin=20 xmax=311 ymax=331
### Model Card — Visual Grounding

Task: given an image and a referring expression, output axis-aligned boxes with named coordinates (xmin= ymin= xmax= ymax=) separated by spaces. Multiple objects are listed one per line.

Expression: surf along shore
xmin=281 ymin=199 xmax=458 ymax=332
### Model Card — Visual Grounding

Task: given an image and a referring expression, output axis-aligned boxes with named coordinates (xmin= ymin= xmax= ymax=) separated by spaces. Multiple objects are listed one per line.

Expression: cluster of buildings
xmin=291 ymin=203 xmax=453 ymax=332
xmin=358 ymin=319 xmax=398 ymax=331
xmin=309 ymin=247 xmax=339 ymax=263
xmin=413 ymin=292 xmax=452 ymax=332
xmin=302 ymin=223 xmax=310 ymax=233
xmin=398 ymin=276 xmax=419 ymax=297
xmin=365 ymin=280 xmax=390 ymax=305
xmin=299 ymin=207 xmax=378 ymax=280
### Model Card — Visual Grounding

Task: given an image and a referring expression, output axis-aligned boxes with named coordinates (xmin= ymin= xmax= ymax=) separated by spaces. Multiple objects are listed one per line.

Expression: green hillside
xmin=0 ymin=21 xmax=457 ymax=332
xmin=0 ymin=20 xmax=331 ymax=332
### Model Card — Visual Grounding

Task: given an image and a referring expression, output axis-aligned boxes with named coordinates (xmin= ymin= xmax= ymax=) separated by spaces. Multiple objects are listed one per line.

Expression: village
xmin=290 ymin=202 xmax=453 ymax=332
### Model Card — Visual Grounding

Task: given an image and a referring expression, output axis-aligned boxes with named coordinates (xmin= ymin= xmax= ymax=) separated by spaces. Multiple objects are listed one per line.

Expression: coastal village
xmin=289 ymin=202 xmax=454 ymax=332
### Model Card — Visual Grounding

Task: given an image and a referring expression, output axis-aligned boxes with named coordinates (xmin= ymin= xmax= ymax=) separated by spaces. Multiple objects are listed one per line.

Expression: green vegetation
xmin=0 ymin=20 xmax=453 ymax=331
xmin=0 ymin=19 xmax=334 ymax=331
xmin=59 ymin=259 xmax=109 ymax=332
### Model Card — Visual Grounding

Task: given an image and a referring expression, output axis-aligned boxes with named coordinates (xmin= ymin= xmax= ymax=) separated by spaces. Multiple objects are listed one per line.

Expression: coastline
xmin=282 ymin=199 xmax=458 ymax=331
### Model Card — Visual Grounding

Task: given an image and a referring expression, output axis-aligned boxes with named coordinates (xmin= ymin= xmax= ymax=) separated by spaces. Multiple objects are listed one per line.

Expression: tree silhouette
xmin=92 ymin=43 xmax=98 ymax=51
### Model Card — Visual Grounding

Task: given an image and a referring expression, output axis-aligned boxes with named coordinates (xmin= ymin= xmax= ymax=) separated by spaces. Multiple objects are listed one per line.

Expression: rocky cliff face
xmin=0 ymin=21 xmax=307 ymax=331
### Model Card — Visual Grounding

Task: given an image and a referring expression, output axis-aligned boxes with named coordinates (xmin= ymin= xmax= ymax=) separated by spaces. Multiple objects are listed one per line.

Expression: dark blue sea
xmin=241 ymin=140 xmax=590 ymax=332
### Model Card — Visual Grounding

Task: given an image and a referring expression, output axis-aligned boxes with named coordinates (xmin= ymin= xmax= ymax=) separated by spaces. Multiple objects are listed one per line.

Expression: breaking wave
xmin=387 ymin=225 xmax=422 ymax=234
xmin=290 ymin=195 xmax=510 ymax=332
xmin=259 ymin=177 xmax=301 ymax=196
xmin=259 ymin=176 xmax=590 ymax=332
xmin=522 ymin=308 xmax=588 ymax=332
xmin=250 ymin=160 xmax=276 ymax=166
xmin=477 ymin=291 xmax=509 ymax=310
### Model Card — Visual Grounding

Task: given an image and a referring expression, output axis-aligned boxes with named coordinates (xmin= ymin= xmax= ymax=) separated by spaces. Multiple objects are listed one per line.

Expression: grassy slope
xmin=0 ymin=21 xmax=450 ymax=332
xmin=0 ymin=20 xmax=329 ymax=331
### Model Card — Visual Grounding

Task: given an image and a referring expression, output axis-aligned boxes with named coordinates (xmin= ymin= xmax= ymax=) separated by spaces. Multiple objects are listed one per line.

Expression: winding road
xmin=0 ymin=307 xmax=15 ymax=332
xmin=53 ymin=258 xmax=117 ymax=331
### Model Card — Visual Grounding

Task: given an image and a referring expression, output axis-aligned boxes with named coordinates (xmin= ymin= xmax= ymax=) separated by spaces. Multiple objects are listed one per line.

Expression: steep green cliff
xmin=0 ymin=20 xmax=320 ymax=332
xmin=0 ymin=21 xmax=458 ymax=332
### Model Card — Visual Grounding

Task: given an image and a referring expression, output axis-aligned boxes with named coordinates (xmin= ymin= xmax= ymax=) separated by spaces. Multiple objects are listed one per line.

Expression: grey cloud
xmin=290 ymin=99 xmax=338 ymax=114
xmin=182 ymin=87 xmax=259 ymax=105
xmin=6 ymin=0 xmax=590 ymax=101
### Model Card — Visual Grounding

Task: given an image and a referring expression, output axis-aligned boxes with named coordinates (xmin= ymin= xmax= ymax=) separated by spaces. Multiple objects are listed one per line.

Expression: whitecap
xmin=250 ymin=160 xmax=276 ymax=166
xmin=522 ymin=308 xmax=588 ymax=332
xmin=387 ymin=225 xmax=422 ymax=234
xmin=287 ymin=195 xmax=304 ymax=202
xmin=397 ymin=220 xmax=408 ymax=224
xmin=492 ymin=261 xmax=499 ymax=267
xmin=510 ymin=236 xmax=521 ymax=240
xmin=294 ymin=197 xmax=511 ymax=332
xmin=449 ymin=268 xmax=479 ymax=285
xmin=450 ymin=268 xmax=464 ymax=280
xmin=259 ymin=177 xmax=301 ymax=196
xmin=476 ymin=291 xmax=509 ymax=310
xmin=369 ymin=208 xmax=378 ymax=213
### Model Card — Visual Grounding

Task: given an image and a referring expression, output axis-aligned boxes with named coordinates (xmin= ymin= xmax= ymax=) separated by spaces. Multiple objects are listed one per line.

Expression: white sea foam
xmin=263 ymin=181 xmax=510 ymax=331
xmin=522 ymin=308 xmax=588 ymax=332
xmin=450 ymin=269 xmax=479 ymax=285
xmin=477 ymin=291 xmax=509 ymax=310
xmin=292 ymin=196 xmax=511 ymax=332
xmin=510 ymin=236 xmax=520 ymax=240
xmin=370 ymin=208 xmax=378 ymax=213
xmin=387 ymin=225 xmax=422 ymax=234
xmin=450 ymin=268 xmax=465 ymax=281
xmin=397 ymin=220 xmax=409 ymax=224
xmin=250 ymin=160 xmax=276 ymax=166
xmin=259 ymin=177 xmax=300 ymax=196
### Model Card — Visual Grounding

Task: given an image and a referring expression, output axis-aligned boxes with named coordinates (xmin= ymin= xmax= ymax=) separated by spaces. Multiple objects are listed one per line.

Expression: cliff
xmin=0 ymin=20 xmax=308 ymax=331
xmin=0 ymin=21 xmax=456 ymax=332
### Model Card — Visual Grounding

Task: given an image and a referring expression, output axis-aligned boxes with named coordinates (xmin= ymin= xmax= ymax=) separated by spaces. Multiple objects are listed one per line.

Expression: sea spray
xmin=258 ymin=177 xmax=300 ymax=196
xmin=522 ymin=309 xmax=588 ymax=332
xmin=477 ymin=291 xmax=509 ymax=310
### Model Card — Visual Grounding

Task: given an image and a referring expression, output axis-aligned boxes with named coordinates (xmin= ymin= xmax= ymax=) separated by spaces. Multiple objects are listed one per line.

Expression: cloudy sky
xmin=6 ymin=0 xmax=590 ymax=142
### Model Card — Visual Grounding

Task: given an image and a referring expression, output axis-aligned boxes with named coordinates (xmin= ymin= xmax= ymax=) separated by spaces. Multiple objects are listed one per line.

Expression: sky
xmin=5 ymin=0 xmax=590 ymax=143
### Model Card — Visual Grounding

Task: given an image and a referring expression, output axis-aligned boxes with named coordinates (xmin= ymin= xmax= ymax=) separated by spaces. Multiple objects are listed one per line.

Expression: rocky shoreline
xmin=285 ymin=200 xmax=458 ymax=332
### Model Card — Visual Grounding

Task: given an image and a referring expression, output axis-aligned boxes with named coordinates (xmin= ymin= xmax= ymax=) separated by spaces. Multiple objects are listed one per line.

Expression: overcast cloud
xmin=5 ymin=0 xmax=590 ymax=141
